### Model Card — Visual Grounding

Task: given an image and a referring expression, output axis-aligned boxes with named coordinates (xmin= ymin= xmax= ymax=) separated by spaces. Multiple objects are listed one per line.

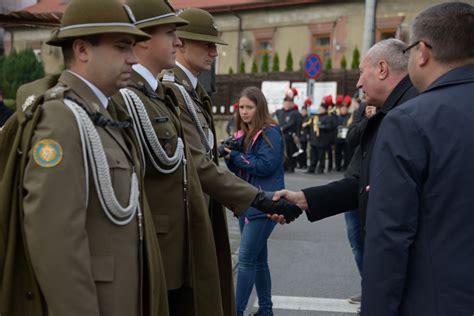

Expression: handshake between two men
xmin=251 ymin=190 xmax=307 ymax=224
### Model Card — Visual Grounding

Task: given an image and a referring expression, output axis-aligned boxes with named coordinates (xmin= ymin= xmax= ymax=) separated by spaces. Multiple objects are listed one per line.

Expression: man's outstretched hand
xmin=270 ymin=190 xmax=309 ymax=224
xmin=251 ymin=191 xmax=302 ymax=223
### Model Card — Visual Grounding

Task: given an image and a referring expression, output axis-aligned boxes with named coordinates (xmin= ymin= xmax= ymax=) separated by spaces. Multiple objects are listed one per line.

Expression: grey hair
xmin=412 ymin=2 xmax=474 ymax=63
xmin=365 ymin=38 xmax=408 ymax=73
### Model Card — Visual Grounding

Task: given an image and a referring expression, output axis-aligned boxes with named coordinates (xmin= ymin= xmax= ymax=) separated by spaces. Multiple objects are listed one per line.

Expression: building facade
xmin=2 ymin=0 xmax=474 ymax=74
xmin=174 ymin=0 xmax=468 ymax=74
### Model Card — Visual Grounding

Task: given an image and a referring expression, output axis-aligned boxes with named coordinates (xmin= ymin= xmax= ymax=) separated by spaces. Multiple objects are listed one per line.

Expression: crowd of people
xmin=0 ymin=1 xmax=472 ymax=316
xmin=272 ymin=90 xmax=357 ymax=175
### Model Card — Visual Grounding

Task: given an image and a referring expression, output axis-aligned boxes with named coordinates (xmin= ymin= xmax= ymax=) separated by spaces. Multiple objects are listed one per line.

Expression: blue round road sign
xmin=304 ymin=53 xmax=323 ymax=79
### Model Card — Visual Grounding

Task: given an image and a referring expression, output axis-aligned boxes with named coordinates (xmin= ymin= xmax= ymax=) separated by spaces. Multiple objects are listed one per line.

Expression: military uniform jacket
xmin=21 ymin=71 xmax=168 ymax=316
xmin=111 ymin=70 xmax=225 ymax=315
xmin=163 ymin=66 xmax=258 ymax=213
xmin=162 ymin=66 xmax=258 ymax=316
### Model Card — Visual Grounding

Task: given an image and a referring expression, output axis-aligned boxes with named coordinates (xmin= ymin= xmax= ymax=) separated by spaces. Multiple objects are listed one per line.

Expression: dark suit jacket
xmin=302 ymin=75 xmax=418 ymax=236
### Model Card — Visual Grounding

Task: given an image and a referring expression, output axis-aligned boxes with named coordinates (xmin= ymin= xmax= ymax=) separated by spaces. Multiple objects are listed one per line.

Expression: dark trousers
xmin=298 ymin=141 xmax=308 ymax=168
xmin=318 ymin=146 xmax=329 ymax=172
xmin=327 ymin=144 xmax=334 ymax=171
xmin=308 ymin=145 xmax=320 ymax=172
xmin=344 ymin=210 xmax=364 ymax=276
xmin=284 ymin=136 xmax=297 ymax=171
xmin=335 ymin=141 xmax=349 ymax=171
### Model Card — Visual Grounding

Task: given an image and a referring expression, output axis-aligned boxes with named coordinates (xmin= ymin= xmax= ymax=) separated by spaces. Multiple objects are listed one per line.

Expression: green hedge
xmin=0 ymin=49 xmax=45 ymax=99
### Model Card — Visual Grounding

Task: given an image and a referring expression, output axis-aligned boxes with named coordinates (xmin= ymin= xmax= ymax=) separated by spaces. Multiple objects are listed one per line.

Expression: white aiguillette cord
xmin=161 ymin=74 xmax=214 ymax=154
xmin=64 ymin=99 xmax=140 ymax=228
xmin=119 ymin=88 xmax=185 ymax=174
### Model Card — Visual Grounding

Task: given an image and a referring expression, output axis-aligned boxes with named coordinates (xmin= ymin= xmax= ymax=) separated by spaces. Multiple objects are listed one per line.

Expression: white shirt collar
xmin=67 ymin=70 xmax=109 ymax=109
xmin=176 ymin=61 xmax=198 ymax=90
xmin=132 ymin=64 xmax=159 ymax=91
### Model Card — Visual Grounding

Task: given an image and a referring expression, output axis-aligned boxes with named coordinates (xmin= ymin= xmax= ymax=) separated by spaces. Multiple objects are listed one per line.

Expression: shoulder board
xmin=44 ymin=85 xmax=69 ymax=102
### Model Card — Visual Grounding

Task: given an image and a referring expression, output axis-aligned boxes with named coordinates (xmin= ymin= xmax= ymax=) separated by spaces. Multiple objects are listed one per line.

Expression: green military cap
xmin=127 ymin=0 xmax=188 ymax=30
xmin=176 ymin=8 xmax=228 ymax=45
xmin=47 ymin=0 xmax=150 ymax=46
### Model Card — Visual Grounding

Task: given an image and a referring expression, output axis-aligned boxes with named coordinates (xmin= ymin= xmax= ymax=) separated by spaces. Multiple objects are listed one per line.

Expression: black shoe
xmin=305 ymin=169 xmax=315 ymax=174
xmin=316 ymin=169 xmax=324 ymax=174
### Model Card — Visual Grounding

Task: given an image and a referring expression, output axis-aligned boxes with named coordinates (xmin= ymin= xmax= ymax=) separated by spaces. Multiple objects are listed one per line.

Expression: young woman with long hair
xmin=224 ymin=86 xmax=285 ymax=316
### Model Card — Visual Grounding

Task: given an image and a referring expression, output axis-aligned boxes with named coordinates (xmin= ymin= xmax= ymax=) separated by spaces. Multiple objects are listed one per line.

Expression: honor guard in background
xmin=335 ymin=95 xmax=352 ymax=171
xmin=160 ymin=8 xmax=302 ymax=315
xmin=275 ymin=88 xmax=300 ymax=172
xmin=298 ymin=98 xmax=313 ymax=169
xmin=110 ymin=0 xmax=227 ymax=314
xmin=8 ymin=0 xmax=168 ymax=315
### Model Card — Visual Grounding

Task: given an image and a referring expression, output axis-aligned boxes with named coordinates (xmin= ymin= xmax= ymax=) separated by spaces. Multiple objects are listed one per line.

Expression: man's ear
xmin=377 ymin=60 xmax=389 ymax=80
xmin=72 ymin=39 xmax=90 ymax=63
xmin=417 ymin=42 xmax=431 ymax=67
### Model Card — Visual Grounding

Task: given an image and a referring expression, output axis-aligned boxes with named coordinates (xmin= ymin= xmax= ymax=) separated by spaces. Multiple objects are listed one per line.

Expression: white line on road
xmin=254 ymin=295 xmax=359 ymax=313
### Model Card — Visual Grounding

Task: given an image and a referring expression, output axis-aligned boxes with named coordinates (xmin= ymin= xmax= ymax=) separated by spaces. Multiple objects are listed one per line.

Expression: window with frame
xmin=376 ymin=16 xmax=404 ymax=42
xmin=377 ymin=28 xmax=397 ymax=41
xmin=311 ymin=34 xmax=331 ymax=64
xmin=255 ymin=39 xmax=273 ymax=70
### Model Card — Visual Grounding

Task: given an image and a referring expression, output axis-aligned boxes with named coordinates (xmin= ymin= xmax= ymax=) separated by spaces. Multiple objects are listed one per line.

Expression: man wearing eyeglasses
xmin=361 ymin=2 xmax=474 ymax=315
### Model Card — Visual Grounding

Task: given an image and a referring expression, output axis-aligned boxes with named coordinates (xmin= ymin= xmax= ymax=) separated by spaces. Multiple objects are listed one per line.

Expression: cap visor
xmin=176 ymin=30 xmax=228 ymax=45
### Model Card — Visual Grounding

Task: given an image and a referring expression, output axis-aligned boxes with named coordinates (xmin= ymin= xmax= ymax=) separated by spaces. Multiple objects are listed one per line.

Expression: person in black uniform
xmin=298 ymin=98 xmax=312 ymax=169
xmin=275 ymin=88 xmax=300 ymax=173
xmin=314 ymin=98 xmax=335 ymax=174
xmin=335 ymin=95 xmax=352 ymax=171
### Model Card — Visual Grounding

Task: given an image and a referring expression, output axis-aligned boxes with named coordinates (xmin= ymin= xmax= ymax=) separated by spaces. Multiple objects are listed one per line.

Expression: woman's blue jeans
xmin=236 ymin=216 xmax=276 ymax=314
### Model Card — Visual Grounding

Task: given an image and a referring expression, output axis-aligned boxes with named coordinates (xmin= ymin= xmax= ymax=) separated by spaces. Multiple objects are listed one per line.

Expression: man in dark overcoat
xmin=362 ymin=3 xmax=474 ymax=315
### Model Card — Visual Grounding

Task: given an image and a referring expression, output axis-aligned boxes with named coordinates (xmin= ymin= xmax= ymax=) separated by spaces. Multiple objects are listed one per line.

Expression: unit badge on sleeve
xmin=33 ymin=139 xmax=63 ymax=168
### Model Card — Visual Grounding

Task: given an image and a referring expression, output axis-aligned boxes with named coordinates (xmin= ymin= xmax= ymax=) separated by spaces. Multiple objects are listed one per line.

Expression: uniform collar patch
xmin=33 ymin=139 xmax=63 ymax=168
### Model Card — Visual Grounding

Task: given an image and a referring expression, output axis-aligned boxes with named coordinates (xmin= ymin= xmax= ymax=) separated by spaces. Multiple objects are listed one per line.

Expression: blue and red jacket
xmin=225 ymin=125 xmax=285 ymax=219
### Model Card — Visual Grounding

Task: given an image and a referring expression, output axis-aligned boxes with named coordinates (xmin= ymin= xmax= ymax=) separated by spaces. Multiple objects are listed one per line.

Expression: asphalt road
xmin=226 ymin=168 xmax=361 ymax=316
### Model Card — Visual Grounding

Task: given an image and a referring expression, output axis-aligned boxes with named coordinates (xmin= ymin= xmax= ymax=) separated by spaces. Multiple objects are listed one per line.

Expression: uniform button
xmin=165 ymin=131 xmax=170 ymax=137
xmin=25 ymin=291 xmax=34 ymax=300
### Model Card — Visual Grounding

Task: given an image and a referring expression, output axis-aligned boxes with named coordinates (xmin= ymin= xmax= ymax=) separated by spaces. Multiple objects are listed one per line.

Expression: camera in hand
xmin=217 ymin=136 xmax=242 ymax=158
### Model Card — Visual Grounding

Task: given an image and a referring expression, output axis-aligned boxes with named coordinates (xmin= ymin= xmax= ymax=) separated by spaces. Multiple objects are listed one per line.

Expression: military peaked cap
xmin=47 ymin=0 xmax=150 ymax=46
xmin=176 ymin=8 xmax=228 ymax=45
xmin=127 ymin=0 xmax=188 ymax=30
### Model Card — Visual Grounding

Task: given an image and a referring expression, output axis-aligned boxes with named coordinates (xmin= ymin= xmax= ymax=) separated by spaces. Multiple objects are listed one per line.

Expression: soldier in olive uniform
xmin=110 ymin=1 xmax=227 ymax=314
xmin=19 ymin=0 xmax=168 ymax=315
xmin=160 ymin=8 xmax=302 ymax=316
